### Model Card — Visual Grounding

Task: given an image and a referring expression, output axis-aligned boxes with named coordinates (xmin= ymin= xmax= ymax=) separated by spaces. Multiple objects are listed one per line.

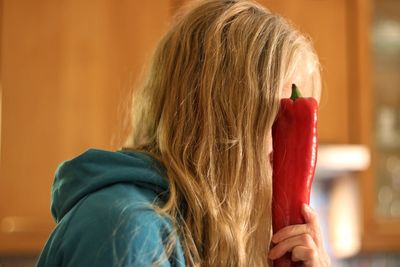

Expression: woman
xmin=37 ymin=0 xmax=329 ymax=266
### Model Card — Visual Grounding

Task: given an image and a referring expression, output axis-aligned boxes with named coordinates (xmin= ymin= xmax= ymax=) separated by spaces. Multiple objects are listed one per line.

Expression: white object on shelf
xmin=315 ymin=145 xmax=370 ymax=179
xmin=329 ymin=174 xmax=361 ymax=258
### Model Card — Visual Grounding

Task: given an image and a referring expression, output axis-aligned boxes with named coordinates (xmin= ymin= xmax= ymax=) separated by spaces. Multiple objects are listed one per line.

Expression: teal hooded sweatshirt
xmin=36 ymin=148 xmax=186 ymax=267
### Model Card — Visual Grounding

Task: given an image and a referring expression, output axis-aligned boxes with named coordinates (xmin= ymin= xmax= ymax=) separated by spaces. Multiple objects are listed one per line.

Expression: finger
xmin=291 ymin=245 xmax=317 ymax=263
xmin=272 ymin=221 xmax=320 ymax=246
xmin=272 ymin=224 xmax=308 ymax=244
xmin=302 ymin=204 xmax=319 ymax=227
xmin=302 ymin=204 xmax=323 ymax=245
xmin=269 ymin=233 xmax=316 ymax=260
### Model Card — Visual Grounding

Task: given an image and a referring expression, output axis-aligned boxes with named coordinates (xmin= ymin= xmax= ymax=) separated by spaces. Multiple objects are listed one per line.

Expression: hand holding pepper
xmin=269 ymin=204 xmax=330 ymax=266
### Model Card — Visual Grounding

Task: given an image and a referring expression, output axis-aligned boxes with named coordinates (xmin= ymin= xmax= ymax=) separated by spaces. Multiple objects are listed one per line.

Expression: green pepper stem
xmin=290 ymin=84 xmax=302 ymax=100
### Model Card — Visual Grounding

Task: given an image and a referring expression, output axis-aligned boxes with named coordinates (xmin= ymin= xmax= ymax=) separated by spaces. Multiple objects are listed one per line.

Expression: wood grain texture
xmin=0 ymin=0 xmax=170 ymax=254
xmin=260 ymin=0 xmax=350 ymax=144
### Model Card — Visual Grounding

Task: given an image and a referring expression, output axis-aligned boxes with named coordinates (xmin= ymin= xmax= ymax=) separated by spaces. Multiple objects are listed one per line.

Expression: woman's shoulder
xmin=38 ymin=185 xmax=184 ymax=266
xmin=50 ymin=147 xmax=169 ymax=222
xmin=37 ymin=148 xmax=185 ymax=267
xmin=70 ymin=182 xmax=176 ymax=250
xmin=73 ymin=181 xmax=171 ymax=231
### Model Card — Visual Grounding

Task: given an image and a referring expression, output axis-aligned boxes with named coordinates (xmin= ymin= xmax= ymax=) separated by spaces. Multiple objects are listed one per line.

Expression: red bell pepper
xmin=271 ymin=84 xmax=318 ymax=267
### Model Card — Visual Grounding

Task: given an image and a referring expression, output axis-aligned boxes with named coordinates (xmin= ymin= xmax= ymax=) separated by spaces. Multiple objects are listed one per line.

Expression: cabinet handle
xmin=1 ymin=216 xmax=53 ymax=235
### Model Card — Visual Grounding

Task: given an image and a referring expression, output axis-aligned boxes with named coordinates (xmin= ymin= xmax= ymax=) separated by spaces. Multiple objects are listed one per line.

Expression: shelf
xmin=315 ymin=145 xmax=370 ymax=180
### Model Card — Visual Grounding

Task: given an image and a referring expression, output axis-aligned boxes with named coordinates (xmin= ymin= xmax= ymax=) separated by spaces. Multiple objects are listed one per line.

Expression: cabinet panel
xmin=261 ymin=0 xmax=350 ymax=144
xmin=0 ymin=0 xmax=171 ymax=254
xmin=0 ymin=0 xmax=65 ymax=253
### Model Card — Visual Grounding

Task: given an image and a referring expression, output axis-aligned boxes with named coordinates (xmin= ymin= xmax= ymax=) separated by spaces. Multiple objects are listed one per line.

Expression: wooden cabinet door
xmin=260 ymin=0 xmax=351 ymax=144
xmin=0 ymin=0 xmax=171 ymax=254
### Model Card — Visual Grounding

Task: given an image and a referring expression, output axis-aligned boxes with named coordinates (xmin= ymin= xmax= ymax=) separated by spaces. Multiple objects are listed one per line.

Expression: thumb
xmin=302 ymin=203 xmax=323 ymax=245
xmin=302 ymin=203 xmax=317 ymax=225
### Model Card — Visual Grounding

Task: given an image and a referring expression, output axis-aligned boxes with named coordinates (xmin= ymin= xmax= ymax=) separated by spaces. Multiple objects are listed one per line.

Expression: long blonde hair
xmin=123 ymin=0 xmax=321 ymax=266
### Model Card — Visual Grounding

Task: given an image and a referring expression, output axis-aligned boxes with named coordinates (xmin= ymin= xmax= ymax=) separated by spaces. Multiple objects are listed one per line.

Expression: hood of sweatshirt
xmin=50 ymin=148 xmax=168 ymax=223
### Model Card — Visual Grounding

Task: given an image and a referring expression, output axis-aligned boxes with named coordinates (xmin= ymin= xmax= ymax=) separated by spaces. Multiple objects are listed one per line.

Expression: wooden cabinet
xmin=359 ymin=0 xmax=400 ymax=252
xmin=260 ymin=0 xmax=350 ymax=144
xmin=0 ymin=0 xmax=171 ymax=254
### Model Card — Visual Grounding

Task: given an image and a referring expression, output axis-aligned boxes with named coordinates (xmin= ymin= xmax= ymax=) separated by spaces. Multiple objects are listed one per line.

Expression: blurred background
xmin=0 ymin=0 xmax=400 ymax=266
